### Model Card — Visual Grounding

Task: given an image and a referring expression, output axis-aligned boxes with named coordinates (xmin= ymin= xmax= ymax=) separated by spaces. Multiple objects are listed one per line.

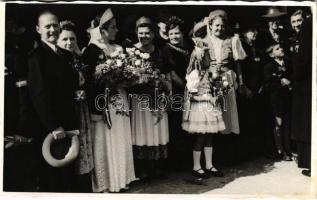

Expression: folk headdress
xmin=99 ymin=8 xmax=114 ymax=27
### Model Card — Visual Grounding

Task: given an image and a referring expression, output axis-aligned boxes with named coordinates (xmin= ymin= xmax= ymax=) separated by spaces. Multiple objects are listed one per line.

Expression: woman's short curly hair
xmin=165 ymin=16 xmax=185 ymax=35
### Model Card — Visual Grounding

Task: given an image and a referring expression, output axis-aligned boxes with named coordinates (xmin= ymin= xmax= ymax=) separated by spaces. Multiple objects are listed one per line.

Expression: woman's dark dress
xmin=162 ymin=41 xmax=193 ymax=170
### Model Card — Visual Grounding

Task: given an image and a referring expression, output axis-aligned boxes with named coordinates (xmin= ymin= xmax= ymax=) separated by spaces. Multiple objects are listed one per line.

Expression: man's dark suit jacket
xmin=27 ymin=41 xmax=79 ymax=138
xmin=264 ymin=58 xmax=292 ymax=117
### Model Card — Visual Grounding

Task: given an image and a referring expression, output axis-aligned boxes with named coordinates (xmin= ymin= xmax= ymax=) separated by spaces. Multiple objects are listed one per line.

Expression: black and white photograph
xmin=1 ymin=1 xmax=316 ymax=198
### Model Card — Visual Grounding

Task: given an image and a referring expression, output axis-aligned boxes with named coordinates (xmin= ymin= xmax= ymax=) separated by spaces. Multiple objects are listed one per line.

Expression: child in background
xmin=264 ymin=43 xmax=293 ymax=161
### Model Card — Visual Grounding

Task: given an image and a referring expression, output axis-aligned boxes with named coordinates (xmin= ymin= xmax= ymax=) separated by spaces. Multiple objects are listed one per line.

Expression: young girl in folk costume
xmin=182 ymin=10 xmax=246 ymax=179
xmin=201 ymin=10 xmax=247 ymax=135
xmin=182 ymin=38 xmax=226 ymax=179
xmin=82 ymin=8 xmax=136 ymax=193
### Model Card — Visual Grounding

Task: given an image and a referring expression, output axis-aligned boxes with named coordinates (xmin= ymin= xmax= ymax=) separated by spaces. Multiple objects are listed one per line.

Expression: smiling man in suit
xmin=27 ymin=11 xmax=79 ymax=192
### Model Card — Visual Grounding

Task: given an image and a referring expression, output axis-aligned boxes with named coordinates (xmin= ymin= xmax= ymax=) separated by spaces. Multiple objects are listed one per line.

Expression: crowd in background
xmin=4 ymin=4 xmax=313 ymax=193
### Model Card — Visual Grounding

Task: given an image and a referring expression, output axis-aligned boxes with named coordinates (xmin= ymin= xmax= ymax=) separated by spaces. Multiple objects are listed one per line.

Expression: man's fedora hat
xmin=262 ymin=7 xmax=286 ymax=18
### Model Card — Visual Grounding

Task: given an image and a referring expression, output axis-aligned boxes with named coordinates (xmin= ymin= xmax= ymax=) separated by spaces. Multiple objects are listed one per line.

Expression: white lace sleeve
xmin=232 ymin=34 xmax=247 ymax=61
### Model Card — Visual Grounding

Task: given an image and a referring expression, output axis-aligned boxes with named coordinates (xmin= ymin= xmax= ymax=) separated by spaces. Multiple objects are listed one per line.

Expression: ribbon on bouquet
xmin=103 ymin=87 xmax=112 ymax=129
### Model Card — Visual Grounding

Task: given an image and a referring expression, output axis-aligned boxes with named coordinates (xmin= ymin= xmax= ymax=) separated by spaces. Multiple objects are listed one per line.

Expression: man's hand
xmin=52 ymin=127 xmax=66 ymax=140
xmin=4 ymin=135 xmax=33 ymax=149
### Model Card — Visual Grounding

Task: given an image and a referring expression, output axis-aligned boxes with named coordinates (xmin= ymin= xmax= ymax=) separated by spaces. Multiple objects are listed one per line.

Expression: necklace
xmin=167 ymin=43 xmax=189 ymax=56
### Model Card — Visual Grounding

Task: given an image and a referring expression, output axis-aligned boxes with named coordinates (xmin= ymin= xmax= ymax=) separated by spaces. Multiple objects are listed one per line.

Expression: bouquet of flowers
xmin=125 ymin=47 xmax=153 ymax=83
xmin=125 ymin=47 xmax=170 ymax=95
xmin=208 ymin=65 xmax=232 ymax=98
xmin=186 ymin=44 xmax=232 ymax=98
xmin=125 ymin=47 xmax=171 ymax=121
xmin=95 ymin=48 xmax=140 ymax=87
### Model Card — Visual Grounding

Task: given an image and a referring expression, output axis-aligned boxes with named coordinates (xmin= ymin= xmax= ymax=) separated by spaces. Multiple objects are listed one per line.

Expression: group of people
xmin=4 ymin=5 xmax=312 ymax=193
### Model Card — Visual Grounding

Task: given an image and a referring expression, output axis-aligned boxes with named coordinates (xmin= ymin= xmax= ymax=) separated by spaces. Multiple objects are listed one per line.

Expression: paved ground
xmin=1 ymin=157 xmax=313 ymax=200
xmin=127 ymin=157 xmax=312 ymax=198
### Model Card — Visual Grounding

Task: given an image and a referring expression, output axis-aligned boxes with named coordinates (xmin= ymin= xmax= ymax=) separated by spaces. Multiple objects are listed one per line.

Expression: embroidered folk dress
xmin=182 ymin=69 xmax=226 ymax=134
xmin=72 ymin=56 xmax=94 ymax=175
xmin=200 ymin=34 xmax=247 ymax=134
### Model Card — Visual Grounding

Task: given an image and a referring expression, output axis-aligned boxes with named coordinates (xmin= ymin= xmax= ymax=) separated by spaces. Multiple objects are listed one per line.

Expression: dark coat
xmin=27 ymin=41 xmax=79 ymax=137
xmin=258 ymin=28 xmax=291 ymax=64
xmin=291 ymin=18 xmax=312 ymax=143
xmin=81 ymin=43 xmax=106 ymax=115
xmin=264 ymin=58 xmax=292 ymax=117
xmin=4 ymin=53 xmax=21 ymax=136
xmin=240 ymin=40 xmax=265 ymax=93
xmin=259 ymin=28 xmax=290 ymax=51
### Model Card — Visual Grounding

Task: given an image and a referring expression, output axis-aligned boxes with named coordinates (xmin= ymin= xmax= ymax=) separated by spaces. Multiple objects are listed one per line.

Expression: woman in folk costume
xmin=130 ymin=16 xmax=170 ymax=180
xmin=57 ymin=20 xmax=93 ymax=192
xmin=200 ymin=10 xmax=246 ymax=135
xmin=82 ymin=8 xmax=137 ymax=192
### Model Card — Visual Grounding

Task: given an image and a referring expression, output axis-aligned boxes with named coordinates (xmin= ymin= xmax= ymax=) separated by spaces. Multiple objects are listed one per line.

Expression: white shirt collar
xmin=274 ymin=58 xmax=284 ymax=66
xmin=42 ymin=39 xmax=57 ymax=52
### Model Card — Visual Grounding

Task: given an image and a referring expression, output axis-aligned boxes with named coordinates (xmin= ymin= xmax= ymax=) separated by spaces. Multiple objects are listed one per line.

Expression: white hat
xmin=99 ymin=8 xmax=114 ymax=27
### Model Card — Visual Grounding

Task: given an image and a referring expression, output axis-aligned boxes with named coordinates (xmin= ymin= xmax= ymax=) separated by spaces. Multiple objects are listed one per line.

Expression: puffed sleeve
xmin=232 ymin=34 xmax=247 ymax=61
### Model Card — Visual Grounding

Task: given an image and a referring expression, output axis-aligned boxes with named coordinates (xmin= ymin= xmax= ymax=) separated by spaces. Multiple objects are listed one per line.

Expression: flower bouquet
xmin=94 ymin=48 xmax=140 ymax=88
xmin=125 ymin=47 xmax=153 ymax=84
xmin=208 ymin=65 xmax=231 ymax=98
xmin=126 ymin=47 xmax=170 ymax=101
xmin=125 ymin=47 xmax=171 ymax=121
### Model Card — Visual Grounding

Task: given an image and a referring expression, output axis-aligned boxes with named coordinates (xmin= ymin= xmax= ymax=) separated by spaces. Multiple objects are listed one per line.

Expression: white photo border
xmin=0 ymin=1 xmax=316 ymax=199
